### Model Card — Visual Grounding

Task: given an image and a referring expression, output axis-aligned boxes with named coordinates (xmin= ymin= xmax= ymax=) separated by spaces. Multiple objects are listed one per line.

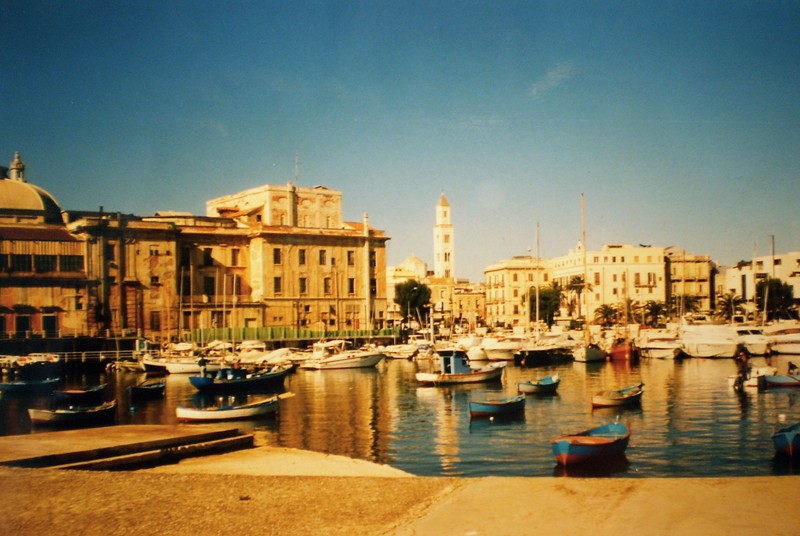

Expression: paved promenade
xmin=1 ymin=426 xmax=798 ymax=535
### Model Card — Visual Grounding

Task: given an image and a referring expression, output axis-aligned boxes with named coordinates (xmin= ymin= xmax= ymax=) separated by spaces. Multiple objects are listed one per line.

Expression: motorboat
xmin=298 ymin=340 xmax=385 ymax=370
xmin=637 ymin=329 xmax=684 ymax=359
xmin=680 ymin=325 xmax=740 ymax=358
xmin=764 ymin=322 xmax=800 ymax=355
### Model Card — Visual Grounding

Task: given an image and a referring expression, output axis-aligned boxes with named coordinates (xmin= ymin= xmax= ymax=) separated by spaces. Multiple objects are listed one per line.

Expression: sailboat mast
xmin=581 ymin=194 xmax=589 ymax=341
xmin=535 ymin=222 xmax=540 ymax=330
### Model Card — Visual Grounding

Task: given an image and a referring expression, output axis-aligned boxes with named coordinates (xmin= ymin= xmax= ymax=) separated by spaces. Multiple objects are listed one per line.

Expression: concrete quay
xmin=0 ymin=425 xmax=798 ymax=535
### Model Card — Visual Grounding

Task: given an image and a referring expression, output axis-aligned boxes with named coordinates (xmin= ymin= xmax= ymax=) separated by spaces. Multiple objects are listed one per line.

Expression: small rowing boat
xmin=469 ymin=394 xmax=526 ymax=419
xmin=551 ymin=420 xmax=631 ymax=466
xmin=176 ymin=393 xmax=293 ymax=422
xmin=591 ymin=383 xmax=644 ymax=408
xmin=517 ymin=374 xmax=560 ymax=396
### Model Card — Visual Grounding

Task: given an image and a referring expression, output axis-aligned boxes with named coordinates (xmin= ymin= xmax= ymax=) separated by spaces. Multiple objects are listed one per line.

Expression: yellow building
xmin=483 ymin=256 xmax=547 ymax=329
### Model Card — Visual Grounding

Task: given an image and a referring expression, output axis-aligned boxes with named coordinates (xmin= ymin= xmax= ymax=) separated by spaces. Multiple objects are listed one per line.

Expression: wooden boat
xmin=517 ymin=374 xmax=560 ymax=395
xmin=764 ymin=374 xmax=800 ymax=389
xmin=176 ymin=393 xmax=292 ymax=422
xmin=592 ymin=383 xmax=644 ymax=408
xmin=551 ymin=420 xmax=631 ymax=465
xmin=415 ymin=349 xmax=506 ymax=385
xmin=188 ymin=364 xmax=292 ymax=393
xmin=128 ymin=378 xmax=166 ymax=401
xmin=0 ymin=377 xmax=61 ymax=394
xmin=469 ymin=394 xmax=525 ymax=419
xmin=28 ymin=400 xmax=117 ymax=427
xmin=772 ymin=421 xmax=800 ymax=457
xmin=53 ymin=383 xmax=107 ymax=406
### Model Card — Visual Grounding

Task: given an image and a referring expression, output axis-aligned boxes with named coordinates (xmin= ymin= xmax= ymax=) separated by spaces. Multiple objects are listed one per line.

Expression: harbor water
xmin=1 ymin=354 xmax=798 ymax=477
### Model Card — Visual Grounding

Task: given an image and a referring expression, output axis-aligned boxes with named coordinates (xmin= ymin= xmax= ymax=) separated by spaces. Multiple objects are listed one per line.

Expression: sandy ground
xmin=2 ymin=444 xmax=799 ymax=536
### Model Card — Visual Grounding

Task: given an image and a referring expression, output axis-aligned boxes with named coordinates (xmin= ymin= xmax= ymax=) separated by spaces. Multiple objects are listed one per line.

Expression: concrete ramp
xmin=0 ymin=425 xmax=254 ymax=470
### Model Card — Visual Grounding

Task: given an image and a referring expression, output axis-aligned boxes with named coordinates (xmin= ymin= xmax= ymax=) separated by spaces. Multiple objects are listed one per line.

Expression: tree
xmin=593 ymin=304 xmax=618 ymax=327
xmin=715 ymin=292 xmax=743 ymax=322
xmin=394 ymin=280 xmax=431 ymax=324
xmin=568 ymin=275 xmax=590 ymax=319
xmin=526 ymin=282 xmax=562 ymax=328
xmin=756 ymin=278 xmax=795 ymax=321
xmin=642 ymin=300 xmax=668 ymax=326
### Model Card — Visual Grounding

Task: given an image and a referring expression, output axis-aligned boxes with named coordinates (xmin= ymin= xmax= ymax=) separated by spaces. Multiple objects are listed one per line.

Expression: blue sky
xmin=2 ymin=1 xmax=799 ymax=281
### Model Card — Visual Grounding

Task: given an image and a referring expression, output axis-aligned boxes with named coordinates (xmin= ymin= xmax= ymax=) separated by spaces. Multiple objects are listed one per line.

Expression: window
xmin=149 ymin=245 xmax=159 ymax=256
xmin=105 ymin=244 xmax=116 ymax=261
xmin=34 ymin=255 xmax=57 ymax=272
xmin=231 ymin=248 xmax=240 ymax=266
xmin=299 ymin=249 xmax=306 ymax=265
xmin=513 ymin=274 xmax=518 ymax=282
xmin=150 ymin=276 xmax=160 ymax=286
xmin=323 ymin=277 xmax=331 ymax=295
xmin=299 ymin=277 xmax=307 ymax=295
xmin=273 ymin=248 xmax=281 ymax=265
xmin=348 ymin=278 xmax=355 ymax=295
xmin=370 ymin=278 xmax=377 ymax=297
xmin=274 ymin=277 xmax=282 ymax=294
xmin=444 ymin=234 xmax=450 ymax=244
xmin=347 ymin=250 xmax=355 ymax=266
xmin=594 ymin=272 xmax=600 ymax=285
xmin=11 ymin=254 xmax=31 ymax=271
xmin=203 ymin=248 xmax=213 ymax=266
xmin=370 ymin=251 xmax=376 ymax=268
xmin=319 ymin=250 xmax=327 ymax=265
xmin=150 ymin=311 xmax=161 ymax=331
xmin=203 ymin=276 xmax=215 ymax=297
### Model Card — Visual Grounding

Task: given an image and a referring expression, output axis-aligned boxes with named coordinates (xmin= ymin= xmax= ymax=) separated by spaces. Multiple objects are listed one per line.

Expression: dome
xmin=0 ymin=152 xmax=63 ymax=224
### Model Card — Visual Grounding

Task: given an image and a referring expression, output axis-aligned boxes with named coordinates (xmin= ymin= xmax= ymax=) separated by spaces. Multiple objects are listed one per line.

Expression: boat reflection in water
xmin=1 ymin=354 xmax=799 ymax=478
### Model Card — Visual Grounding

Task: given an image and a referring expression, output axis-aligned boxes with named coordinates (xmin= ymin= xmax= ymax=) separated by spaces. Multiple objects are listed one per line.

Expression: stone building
xmin=0 ymin=151 xmax=390 ymax=342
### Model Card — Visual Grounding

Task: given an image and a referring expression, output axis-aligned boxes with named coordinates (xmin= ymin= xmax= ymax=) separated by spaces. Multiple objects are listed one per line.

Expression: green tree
xmin=756 ymin=278 xmax=795 ymax=321
xmin=642 ymin=300 xmax=668 ymax=326
xmin=715 ymin=292 xmax=743 ymax=321
xmin=526 ymin=282 xmax=562 ymax=328
xmin=568 ymin=275 xmax=590 ymax=318
xmin=394 ymin=280 xmax=431 ymax=324
xmin=593 ymin=304 xmax=618 ymax=327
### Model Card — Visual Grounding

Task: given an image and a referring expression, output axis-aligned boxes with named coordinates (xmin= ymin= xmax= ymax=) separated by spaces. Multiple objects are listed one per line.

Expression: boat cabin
xmin=437 ymin=350 xmax=473 ymax=374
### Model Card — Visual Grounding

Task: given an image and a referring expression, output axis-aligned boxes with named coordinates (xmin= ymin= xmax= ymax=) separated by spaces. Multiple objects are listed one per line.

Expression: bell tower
xmin=433 ymin=193 xmax=455 ymax=279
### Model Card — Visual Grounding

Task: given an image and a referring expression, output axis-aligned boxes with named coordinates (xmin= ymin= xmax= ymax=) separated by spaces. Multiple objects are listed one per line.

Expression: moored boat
xmin=189 ymin=364 xmax=292 ymax=393
xmin=573 ymin=344 xmax=606 ymax=363
xmin=764 ymin=374 xmax=800 ymax=389
xmin=551 ymin=420 xmax=631 ymax=466
xmin=591 ymin=383 xmax=644 ymax=408
xmin=415 ymin=349 xmax=506 ymax=385
xmin=772 ymin=420 xmax=800 ymax=457
xmin=517 ymin=374 xmax=561 ymax=396
xmin=28 ymin=400 xmax=117 ymax=427
xmin=128 ymin=378 xmax=167 ymax=401
xmin=53 ymin=383 xmax=107 ymax=406
xmin=469 ymin=394 xmax=525 ymax=419
xmin=0 ymin=377 xmax=61 ymax=395
xmin=176 ymin=393 xmax=292 ymax=422
xmin=298 ymin=340 xmax=385 ymax=370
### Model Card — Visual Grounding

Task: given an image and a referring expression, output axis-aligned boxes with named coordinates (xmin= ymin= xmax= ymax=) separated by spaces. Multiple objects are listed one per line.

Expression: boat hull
xmin=28 ymin=400 xmax=117 ymax=427
xmin=299 ymin=352 xmax=384 ymax=370
xmin=53 ymin=384 xmax=107 ymax=406
xmin=764 ymin=375 xmax=800 ymax=389
xmin=517 ymin=375 xmax=560 ymax=395
xmin=573 ymin=345 xmax=606 ymax=362
xmin=773 ymin=422 xmax=800 ymax=457
xmin=551 ymin=421 xmax=631 ymax=465
xmin=176 ymin=396 xmax=279 ymax=422
xmin=592 ymin=384 xmax=644 ymax=408
xmin=128 ymin=380 xmax=166 ymax=401
xmin=415 ymin=363 xmax=505 ymax=385
xmin=0 ymin=377 xmax=61 ymax=395
xmin=189 ymin=366 xmax=291 ymax=393
xmin=469 ymin=395 xmax=525 ymax=418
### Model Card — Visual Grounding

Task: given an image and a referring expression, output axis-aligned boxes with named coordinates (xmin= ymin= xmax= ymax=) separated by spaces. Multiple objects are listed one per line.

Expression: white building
xmin=721 ymin=250 xmax=800 ymax=311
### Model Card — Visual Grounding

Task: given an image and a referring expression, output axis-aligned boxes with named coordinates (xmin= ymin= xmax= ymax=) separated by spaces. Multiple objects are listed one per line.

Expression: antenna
xmin=294 ymin=151 xmax=301 ymax=184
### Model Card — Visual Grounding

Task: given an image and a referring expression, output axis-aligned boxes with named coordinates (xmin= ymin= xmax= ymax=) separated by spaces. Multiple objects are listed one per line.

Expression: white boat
xmin=730 ymin=326 xmax=770 ymax=355
xmin=176 ymin=394 xmax=291 ymax=422
xmin=637 ymin=329 xmax=684 ymax=359
xmin=680 ymin=325 xmax=740 ymax=358
xmin=415 ymin=349 xmax=506 ymax=385
xmin=518 ymin=332 xmax=578 ymax=364
xmin=380 ymin=343 xmax=418 ymax=359
xmin=764 ymin=322 xmax=800 ymax=355
xmin=298 ymin=340 xmax=385 ymax=370
xmin=481 ymin=334 xmax=528 ymax=361
xmin=572 ymin=344 xmax=606 ymax=362
xmin=727 ymin=366 xmax=777 ymax=390
xmin=142 ymin=354 xmax=223 ymax=374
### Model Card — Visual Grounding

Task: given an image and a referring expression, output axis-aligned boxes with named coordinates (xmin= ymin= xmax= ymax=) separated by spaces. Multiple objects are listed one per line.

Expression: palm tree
xmin=756 ymin=278 xmax=795 ymax=321
xmin=394 ymin=280 xmax=431 ymax=324
xmin=642 ymin=300 xmax=668 ymax=326
xmin=593 ymin=304 xmax=618 ymax=327
xmin=568 ymin=275 xmax=590 ymax=319
xmin=715 ymin=292 xmax=743 ymax=322
xmin=526 ymin=282 xmax=563 ymax=328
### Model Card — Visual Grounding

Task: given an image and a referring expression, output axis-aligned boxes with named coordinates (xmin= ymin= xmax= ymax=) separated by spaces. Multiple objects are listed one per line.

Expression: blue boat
xmin=128 ymin=378 xmax=166 ymax=401
xmin=517 ymin=374 xmax=560 ymax=396
xmin=189 ymin=364 xmax=291 ymax=393
xmin=469 ymin=394 xmax=526 ymax=419
xmin=0 ymin=377 xmax=61 ymax=395
xmin=772 ymin=421 xmax=800 ymax=458
xmin=551 ymin=420 xmax=631 ymax=466
xmin=53 ymin=383 xmax=107 ymax=406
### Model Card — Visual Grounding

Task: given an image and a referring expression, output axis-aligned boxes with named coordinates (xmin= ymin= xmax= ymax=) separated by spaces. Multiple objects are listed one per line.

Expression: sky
xmin=2 ymin=1 xmax=799 ymax=282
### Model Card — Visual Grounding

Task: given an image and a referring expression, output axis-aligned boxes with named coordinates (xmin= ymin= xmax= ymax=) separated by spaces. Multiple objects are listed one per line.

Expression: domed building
xmin=0 ymin=152 xmax=64 ymax=225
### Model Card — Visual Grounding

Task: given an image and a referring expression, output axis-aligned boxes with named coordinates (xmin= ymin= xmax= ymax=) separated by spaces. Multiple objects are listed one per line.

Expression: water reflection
xmin=2 ymin=354 xmax=800 ymax=477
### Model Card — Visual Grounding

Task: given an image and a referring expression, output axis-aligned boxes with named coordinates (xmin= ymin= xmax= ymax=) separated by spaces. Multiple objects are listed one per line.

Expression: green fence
xmin=185 ymin=327 xmax=402 ymax=346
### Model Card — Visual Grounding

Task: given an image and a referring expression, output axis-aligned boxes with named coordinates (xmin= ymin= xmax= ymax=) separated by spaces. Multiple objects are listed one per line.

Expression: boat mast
xmin=581 ymin=194 xmax=590 ymax=343
xmin=535 ymin=222 xmax=541 ymax=335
